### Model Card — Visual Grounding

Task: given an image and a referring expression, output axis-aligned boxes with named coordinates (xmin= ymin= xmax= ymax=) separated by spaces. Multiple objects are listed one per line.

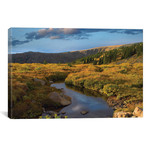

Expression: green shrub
xmin=103 ymin=84 xmax=119 ymax=96
xmin=73 ymin=79 xmax=85 ymax=88
xmin=65 ymin=79 xmax=73 ymax=85
xmin=95 ymin=67 xmax=103 ymax=72
xmin=93 ymin=60 xmax=97 ymax=65
xmin=67 ymin=63 xmax=72 ymax=67
xmin=35 ymin=67 xmax=41 ymax=70
xmin=49 ymin=72 xmax=69 ymax=81
xmin=26 ymin=82 xmax=35 ymax=90
xmin=39 ymin=114 xmax=68 ymax=119
xmin=131 ymin=83 xmax=143 ymax=88
xmin=83 ymin=79 xmax=104 ymax=91
xmin=43 ymin=60 xmax=48 ymax=64
xmin=119 ymin=69 xmax=128 ymax=74
xmin=12 ymin=99 xmax=42 ymax=118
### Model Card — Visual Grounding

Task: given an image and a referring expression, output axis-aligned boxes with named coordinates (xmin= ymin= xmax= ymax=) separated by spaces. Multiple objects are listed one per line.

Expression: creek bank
xmin=40 ymin=80 xmax=142 ymax=118
xmin=133 ymin=107 xmax=143 ymax=117
xmin=106 ymin=96 xmax=127 ymax=110
xmin=65 ymin=83 xmax=143 ymax=118
xmin=32 ymin=78 xmax=72 ymax=118
xmin=41 ymin=110 xmax=67 ymax=118
xmin=33 ymin=78 xmax=72 ymax=108
xmin=106 ymin=96 xmax=143 ymax=118
xmin=113 ymin=107 xmax=143 ymax=118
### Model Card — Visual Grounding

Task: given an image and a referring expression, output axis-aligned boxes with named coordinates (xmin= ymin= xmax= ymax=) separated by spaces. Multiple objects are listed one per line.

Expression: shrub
xmin=49 ymin=72 xmax=69 ymax=81
xmin=35 ymin=67 xmax=41 ymax=70
xmin=43 ymin=60 xmax=48 ymax=64
xmin=95 ymin=67 xmax=103 ymax=72
xmin=39 ymin=114 xmax=68 ymax=119
xmin=119 ymin=69 xmax=128 ymax=74
xmin=73 ymin=79 xmax=85 ymax=88
xmin=103 ymin=84 xmax=119 ymax=96
xmin=12 ymin=99 xmax=42 ymax=118
xmin=67 ymin=63 xmax=72 ymax=67
xmin=83 ymin=79 xmax=104 ymax=91
xmin=26 ymin=81 xmax=35 ymax=90
xmin=93 ymin=60 xmax=97 ymax=65
xmin=131 ymin=83 xmax=143 ymax=88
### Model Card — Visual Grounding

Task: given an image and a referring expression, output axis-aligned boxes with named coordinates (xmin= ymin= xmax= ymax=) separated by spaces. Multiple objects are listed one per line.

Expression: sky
xmin=8 ymin=28 xmax=143 ymax=54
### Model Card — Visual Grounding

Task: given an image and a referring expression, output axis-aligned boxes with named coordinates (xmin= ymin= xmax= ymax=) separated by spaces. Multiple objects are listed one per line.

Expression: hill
xmin=9 ymin=44 xmax=127 ymax=63
xmin=74 ymin=42 xmax=143 ymax=65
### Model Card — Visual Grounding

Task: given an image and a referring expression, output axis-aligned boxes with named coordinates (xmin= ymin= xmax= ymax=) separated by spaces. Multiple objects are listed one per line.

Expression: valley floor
xmin=8 ymin=60 xmax=143 ymax=118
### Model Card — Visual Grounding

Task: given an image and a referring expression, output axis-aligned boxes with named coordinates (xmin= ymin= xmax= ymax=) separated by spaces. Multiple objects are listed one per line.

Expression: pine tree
xmin=43 ymin=60 xmax=47 ymax=64
xmin=93 ymin=60 xmax=97 ymax=65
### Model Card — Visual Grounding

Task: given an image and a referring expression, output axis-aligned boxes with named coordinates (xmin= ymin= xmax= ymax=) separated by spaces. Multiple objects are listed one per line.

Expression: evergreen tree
xmin=93 ymin=60 xmax=97 ymax=65
xmin=43 ymin=60 xmax=47 ymax=64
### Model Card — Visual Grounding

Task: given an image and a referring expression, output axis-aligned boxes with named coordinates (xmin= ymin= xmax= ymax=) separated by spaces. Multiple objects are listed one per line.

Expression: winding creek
xmin=51 ymin=82 xmax=113 ymax=118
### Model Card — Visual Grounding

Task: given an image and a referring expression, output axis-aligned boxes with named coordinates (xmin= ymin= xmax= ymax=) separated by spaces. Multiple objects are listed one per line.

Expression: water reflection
xmin=51 ymin=83 xmax=113 ymax=118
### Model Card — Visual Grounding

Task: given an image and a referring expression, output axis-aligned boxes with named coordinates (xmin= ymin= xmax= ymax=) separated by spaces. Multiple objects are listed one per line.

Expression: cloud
xmin=10 ymin=28 xmax=143 ymax=46
xmin=82 ymin=29 xmax=143 ymax=35
xmin=25 ymin=28 xmax=82 ymax=40
xmin=50 ymin=36 xmax=60 ymax=39
xmin=61 ymin=28 xmax=80 ymax=34
xmin=123 ymin=29 xmax=143 ymax=35
xmin=9 ymin=39 xmax=30 ymax=46
xmin=106 ymin=29 xmax=143 ymax=35
xmin=26 ymin=29 xmax=143 ymax=40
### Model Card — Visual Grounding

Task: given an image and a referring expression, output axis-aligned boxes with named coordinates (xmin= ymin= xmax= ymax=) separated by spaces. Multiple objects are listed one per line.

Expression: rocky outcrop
xmin=113 ymin=111 xmax=133 ymax=118
xmin=80 ymin=110 xmax=89 ymax=115
xmin=61 ymin=111 xmax=66 ymax=114
xmin=34 ymin=78 xmax=46 ymax=86
xmin=48 ymin=92 xmax=71 ymax=107
xmin=49 ymin=81 xmax=53 ymax=84
xmin=107 ymin=96 xmax=127 ymax=110
xmin=133 ymin=107 xmax=143 ymax=117
xmin=113 ymin=107 xmax=143 ymax=118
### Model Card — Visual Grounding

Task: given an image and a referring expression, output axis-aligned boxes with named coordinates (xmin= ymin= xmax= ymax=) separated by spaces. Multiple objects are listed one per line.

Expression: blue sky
xmin=8 ymin=28 xmax=143 ymax=54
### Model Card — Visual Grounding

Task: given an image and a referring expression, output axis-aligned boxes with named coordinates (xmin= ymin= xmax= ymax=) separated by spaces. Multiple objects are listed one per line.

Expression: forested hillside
xmin=74 ymin=42 xmax=143 ymax=65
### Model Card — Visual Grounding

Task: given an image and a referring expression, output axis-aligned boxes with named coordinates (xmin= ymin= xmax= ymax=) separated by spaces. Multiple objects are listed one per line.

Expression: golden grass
xmin=8 ymin=60 xmax=143 ymax=117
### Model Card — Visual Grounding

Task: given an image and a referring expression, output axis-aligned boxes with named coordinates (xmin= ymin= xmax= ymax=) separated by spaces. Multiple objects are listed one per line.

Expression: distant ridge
xmin=8 ymin=43 xmax=137 ymax=63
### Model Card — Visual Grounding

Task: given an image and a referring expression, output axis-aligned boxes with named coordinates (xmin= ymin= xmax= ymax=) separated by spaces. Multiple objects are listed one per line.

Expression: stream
xmin=50 ymin=82 xmax=113 ymax=118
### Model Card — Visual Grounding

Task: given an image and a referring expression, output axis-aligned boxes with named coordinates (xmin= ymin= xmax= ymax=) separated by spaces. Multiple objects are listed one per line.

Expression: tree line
xmin=75 ymin=42 xmax=143 ymax=65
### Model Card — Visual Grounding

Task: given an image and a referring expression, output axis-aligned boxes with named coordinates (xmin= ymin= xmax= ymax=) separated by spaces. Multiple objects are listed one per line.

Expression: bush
xmin=95 ymin=67 xmax=103 ymax=72
xmin=103 ymin=84 xmax=119 ymax=96
xmin=119 ymin=69 xmax=128 ymax=74
xmin=26 ymin=81 xmax=35 ymax=90
xmin=131 ymin=83 xmax=143 ymax=88
xmin=49 ymin=72 xmax=69 ymax=81
xmin=83 ymin=79 xmax=104 ymax=91
xmin=12 ymin=99 xmax=42 ymax=118
xmin=43 ymin=60 xmax=48 ymax=64
xmin=67 ymin=63 xmax=72 ymax=67
xmin=35 ymin=67 xmax=41 ymax=70
xmin=93 ymin=60 xmax=97 ymax=65
xmin=73 ymin=79 xmax=85 ymax=88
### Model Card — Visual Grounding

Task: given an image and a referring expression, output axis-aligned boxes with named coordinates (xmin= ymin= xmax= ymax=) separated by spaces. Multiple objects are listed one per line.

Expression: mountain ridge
xmin=8 ymin=43 xmax=140 ymax=63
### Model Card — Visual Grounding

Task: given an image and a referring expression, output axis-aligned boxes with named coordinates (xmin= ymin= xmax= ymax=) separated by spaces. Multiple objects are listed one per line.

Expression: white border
xmin=0 ymin=1 xmax=147 ymax=148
